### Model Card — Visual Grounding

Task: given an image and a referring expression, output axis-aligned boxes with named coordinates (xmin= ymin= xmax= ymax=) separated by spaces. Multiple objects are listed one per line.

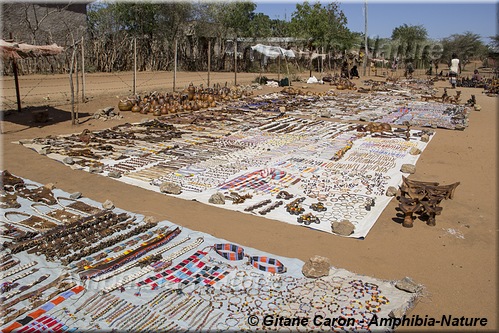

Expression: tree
xmin=391 ymin=24 xmax=428 ymax=61
xmin=215 ymin=1 xmax=257 ymax=37
xmin=270 ymin=19 xmax=290 ymax=38
xmin=441 ymin=32 xmax=488 ymax=70
xmin=249 ymin=13 xmax=272 ymax=38
xmin=289 ymin=1 xmax=351 ymax=51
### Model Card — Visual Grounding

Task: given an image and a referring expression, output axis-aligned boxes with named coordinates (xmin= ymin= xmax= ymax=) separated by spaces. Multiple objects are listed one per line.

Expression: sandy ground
xmin=1 ymin=70 xmax=497 ymax=331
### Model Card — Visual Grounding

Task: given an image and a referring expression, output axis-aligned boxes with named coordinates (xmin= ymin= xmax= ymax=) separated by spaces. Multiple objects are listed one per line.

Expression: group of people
xmin=338 ymin=53 xmax=483 ymax=88
xmin=448 ymin=53 xmax=483 ymax=88
xmin=341 ymin=61 xmax=360 ymax=79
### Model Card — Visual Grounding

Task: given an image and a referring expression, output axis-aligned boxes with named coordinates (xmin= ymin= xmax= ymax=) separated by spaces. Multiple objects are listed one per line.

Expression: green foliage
xmin=216 ymin=1 xmax=257 ymax=37
xmin=289 ymin=1 xmax=352 ymax=51
xmin=441 ymin=32 xmax=488 ymax=69
xmin=249 ymin=13 xmax=272 ymax=38
xmin=270 ymin=19 xmax=290 ymax=37
xmin=391 ymin=24 xmax=428 ymax=61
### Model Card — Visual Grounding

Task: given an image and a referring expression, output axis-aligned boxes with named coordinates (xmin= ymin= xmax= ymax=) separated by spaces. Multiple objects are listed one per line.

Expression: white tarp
xmin=1 ymin=173 xmax=418 ymax=332
xmin=251 ymin=44 xmax=295 ymax=59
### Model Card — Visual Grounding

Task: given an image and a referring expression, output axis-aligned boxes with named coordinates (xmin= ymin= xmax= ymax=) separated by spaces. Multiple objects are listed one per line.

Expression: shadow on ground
xmin=1 ymin=106 xmax=91 ymax=133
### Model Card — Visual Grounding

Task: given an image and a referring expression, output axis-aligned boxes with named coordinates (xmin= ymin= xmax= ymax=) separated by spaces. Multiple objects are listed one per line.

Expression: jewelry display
xmin=1 ymin=172 xmax=415 ymax=332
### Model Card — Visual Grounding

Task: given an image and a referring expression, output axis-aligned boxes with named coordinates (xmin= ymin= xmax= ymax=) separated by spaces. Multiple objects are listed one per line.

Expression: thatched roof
xmin=0 ymin=39 xmax=64 ymax=60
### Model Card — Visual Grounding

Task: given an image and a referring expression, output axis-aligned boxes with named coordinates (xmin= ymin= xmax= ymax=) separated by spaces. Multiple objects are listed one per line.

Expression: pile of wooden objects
xmin=421 ymin=88 xmax=461 ymax=104
xmin=397 ymin=176 xmax=460 ymax=228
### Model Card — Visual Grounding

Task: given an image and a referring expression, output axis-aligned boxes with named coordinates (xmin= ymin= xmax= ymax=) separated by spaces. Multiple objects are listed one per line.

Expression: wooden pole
xmin=75 ymin=50 xmax=79 ymax=103
xmin=278 ymin=56 xmax=280 ymax=82
xmin=10 ymin=33 xmax=21 ymax=112
xmin=321 ymin=46 xmax=324 ymax=74
xmin=173 ymin=39 xmax=177 ymax=91
xmin=260 ymin=59 xmax=263 ymax=84
xmin=133 ymin=37 xmax=137 ymax=95
xmin=207 ymin=40 xmax=211 ymax=87
xmin=75 ymin=50 xmax=79 ymax=123
xmin=363 ymin=0 xmax=368 ymax=76
xmin=309 ymin=50 xmax=312 ymax=78
xmin=285 ymin=56 xmax=290 ymax=85
xmin=81 ymin=36 xmax=85 ymax=102
xmin=69 ymin=47 xmax=76 ymax=125
xmin=12 ymin=58 xmax=21 ymax=112
xmin=234 ymin=37 xmax=237 ymax=85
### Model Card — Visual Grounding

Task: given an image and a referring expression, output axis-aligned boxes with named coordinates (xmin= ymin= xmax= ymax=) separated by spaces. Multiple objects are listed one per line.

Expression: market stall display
xmin=19 ymin=112 xmax=433 ymax=238
xmin=1 ymin=172 xmax=419 ymax=332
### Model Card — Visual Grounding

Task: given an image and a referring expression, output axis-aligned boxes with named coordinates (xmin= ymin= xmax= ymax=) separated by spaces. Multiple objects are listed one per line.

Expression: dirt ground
xmin=1 ymin=69 xmax=497 ymax=331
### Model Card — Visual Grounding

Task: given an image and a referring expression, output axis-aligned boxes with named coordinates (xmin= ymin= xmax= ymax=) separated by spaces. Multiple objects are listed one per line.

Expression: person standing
xmin=449 ymin=53 xmax=460 ymax=88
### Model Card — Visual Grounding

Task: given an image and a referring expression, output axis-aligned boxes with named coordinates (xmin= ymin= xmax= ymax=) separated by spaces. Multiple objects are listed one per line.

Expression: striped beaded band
xmin=249 ymin=256 xmax=286 ymax=274
xmin=214 ymin=243 xmax=245 ymax=261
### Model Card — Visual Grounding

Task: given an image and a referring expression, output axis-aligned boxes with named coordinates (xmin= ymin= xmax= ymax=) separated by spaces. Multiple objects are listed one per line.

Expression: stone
xmin=70 ymin=192 xmax=82 ymax=199
xmin=89 ymin=166 xmax=103 ymax=173
xmin=208 ymin=192 xmax=226 ymax=205
xmin=474 ymin=104 xmax=481 ymax=111
xmin=331 ymin=220 xmax=355 ymax=236
xmin=102 ymin=199 xmax=115 ymax=210
xmin=385 ymin=186 xmax=398 ymax=197
xmin=302 ymin=255 xmax=331 ymax=278
xmin=409 ymin=147 xmax=422 ymax=155
xmin=395 ymin=277 xmax=420 ymax=293
xmin=63 ymin=157 xmax=75 ymax=165
xmin=103 ymin=106 xmax=114 ymax=113
xmin=143 ymin=216 xmax=157 ymax=224
xmin=160 ymin=182 xmax=182 ymax=195
xmin=44 ymin=183 xmax=55 ymax=190
xmin=39 ymin=148 xmax=49 ymax=155
xmin=279 ymin=106 xmax=286 ymax=113
xmin=400 ymin=164 xmax=416 ymax=174
xmin=93 ymin=113 xmax=101 ymax=119
xmin=420 ymin=134 xmax=430 ymax=142
xmin=108 ymin=171 xmax=122 ymax=178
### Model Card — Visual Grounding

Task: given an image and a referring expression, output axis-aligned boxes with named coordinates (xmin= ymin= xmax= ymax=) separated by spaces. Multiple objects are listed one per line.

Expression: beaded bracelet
xmin=213 ymin=243 xmax=245 ymax=261
xmin=249 ymin=256 xmax=286 ymax=274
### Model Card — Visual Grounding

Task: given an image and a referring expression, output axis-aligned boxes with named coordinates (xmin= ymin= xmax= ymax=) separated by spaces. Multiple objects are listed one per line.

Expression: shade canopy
xmin=0 ymin=39 xmax=64 ymax=60
xmin=251 ymin=44 xmax=295 ymax=59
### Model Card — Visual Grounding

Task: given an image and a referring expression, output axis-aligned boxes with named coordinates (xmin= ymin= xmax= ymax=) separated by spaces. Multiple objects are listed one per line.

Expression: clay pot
xmin=160 ymin=105 xmax=168 ymax=115
xmin=153 ymin=108 xmax=161 ymax=116
xmin=131 ymin=104 xmax=141 ymax=113
xmin=118 ymin=100 xmax=133 ymax=111
xmin=141 ymin=104 xmax=150 ymax=114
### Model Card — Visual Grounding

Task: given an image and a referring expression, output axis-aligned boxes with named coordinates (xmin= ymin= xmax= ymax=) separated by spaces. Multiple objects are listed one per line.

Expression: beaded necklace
xmin=102 ymin=237 xmax=204 ymax=293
